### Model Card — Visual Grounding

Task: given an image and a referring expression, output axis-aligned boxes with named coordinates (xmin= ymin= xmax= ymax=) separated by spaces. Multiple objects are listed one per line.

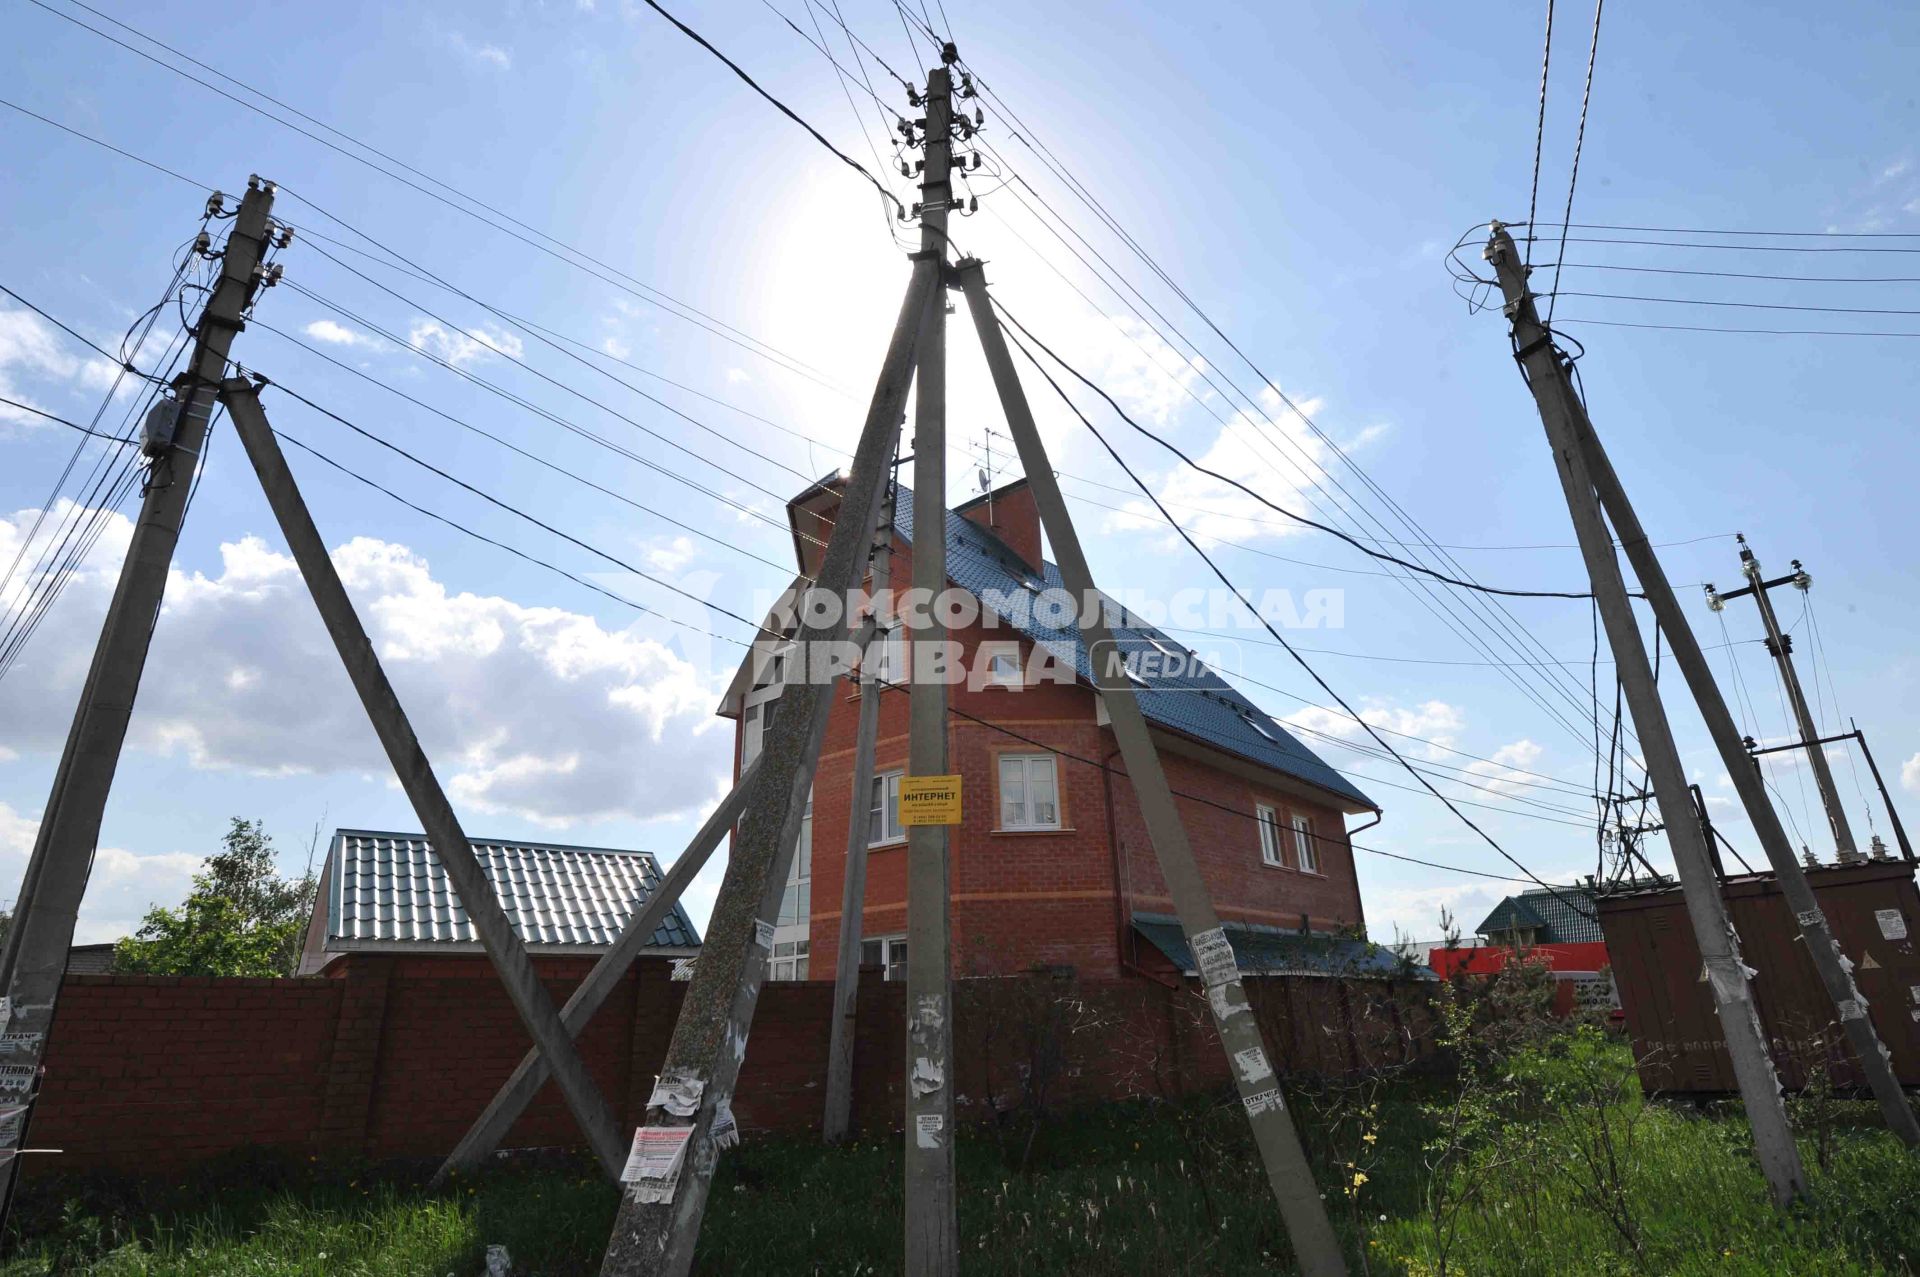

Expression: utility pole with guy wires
xmin=1709 ymin=540 xmax=1860 ymax=862
xmin=0 ymin=179 xmax=277 ymax=1227
xmin=1484 ymin=221 xmax=1817 ymax=1200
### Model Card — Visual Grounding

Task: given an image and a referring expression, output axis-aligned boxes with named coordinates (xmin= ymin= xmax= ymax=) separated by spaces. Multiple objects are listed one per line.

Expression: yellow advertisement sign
xmin=898 ymin=774 xmax=964 ymax=826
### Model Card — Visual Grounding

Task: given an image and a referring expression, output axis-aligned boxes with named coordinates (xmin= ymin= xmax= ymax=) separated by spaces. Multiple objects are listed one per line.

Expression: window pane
xmin=795 ymin=956 xmax=809 ymax=980
xmin=861 ymin=939 xmax=881 ymax=967
xmin=870 ymin=774 xmax=887 ymax=843
xmin=1000 ymin=756 xmax=1026 ymax=826
xmin=1028 ymin=758 xmax=1057 ymax=826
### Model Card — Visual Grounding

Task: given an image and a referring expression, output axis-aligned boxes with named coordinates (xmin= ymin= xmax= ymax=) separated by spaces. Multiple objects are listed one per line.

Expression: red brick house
xmin=717 ymin=476 xmax=1385 ymax=985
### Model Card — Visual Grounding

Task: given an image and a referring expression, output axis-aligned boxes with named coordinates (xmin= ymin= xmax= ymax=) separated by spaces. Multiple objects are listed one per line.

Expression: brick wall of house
xmin=764 ymin=501 xmax=1370 ymax=985
xmin=23 ymin=956 xmax=1431 ymax=1177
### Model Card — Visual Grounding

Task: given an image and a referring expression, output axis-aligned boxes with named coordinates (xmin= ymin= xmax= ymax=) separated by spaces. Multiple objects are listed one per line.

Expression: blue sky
xmin=2 ymin=0 xmax=1917 ymax=947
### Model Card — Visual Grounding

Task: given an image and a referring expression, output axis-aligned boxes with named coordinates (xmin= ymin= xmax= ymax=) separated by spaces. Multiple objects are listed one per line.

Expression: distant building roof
xmin=1475 ymin=886 xmax=1602 ymax=945
xmin=320 ymin=829 xmax=700 ymax=956
xmin=1131 ymin=912 xmax=1429 ymax=980
xmin=65 ymin=942 xmax=118 ymax=975
xmin=892 ymin=485 xmax=1375 ymax=812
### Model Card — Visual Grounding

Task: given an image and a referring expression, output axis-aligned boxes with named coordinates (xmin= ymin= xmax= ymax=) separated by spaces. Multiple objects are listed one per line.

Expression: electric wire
xmin=1525 ymin=0 xmax=1554 ymax=266
xmin=1543 ymin=0 xmax=1604 ymax=323
xmin=1000 ymin=319 xmax=1599 ymax=917
xmin=18 ymin=0 xmax=847 ymax=394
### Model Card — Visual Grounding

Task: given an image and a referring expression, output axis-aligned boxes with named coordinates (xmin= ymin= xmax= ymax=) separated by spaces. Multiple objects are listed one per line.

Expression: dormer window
xmin=1240 ymin=710 xmax=1279 ymax=744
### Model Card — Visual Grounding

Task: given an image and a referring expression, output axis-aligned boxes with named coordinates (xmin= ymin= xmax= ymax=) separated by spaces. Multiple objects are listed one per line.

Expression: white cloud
xmin=304 ymin=318 xmax=375 ymax=349
xmin=644 ymin=536 xmax=698 ymax=573
xmin=0 ymin=305 xmax=121 ymax=426
xmin=602 ymin=336 xmax=631 ymax=360
xmin=1902 ymin=752 xmax=1920 ymax=794
xmin=408 ymin=319 xmax=524 ymax=367
xmin=0 ymin=510 xmax=731 ymax=828
xmin=725 ymin=368 xmax=749 ymax=385
xmin=0 ymin=801 xmax=204 ymax=944
xmin=1284 ymin=698 xmax=1465 ymax=761
xmin=448 ymin=32 xmax=512 ymax=70
xmin=1460 ymin=739 xmax=1545 ymax=797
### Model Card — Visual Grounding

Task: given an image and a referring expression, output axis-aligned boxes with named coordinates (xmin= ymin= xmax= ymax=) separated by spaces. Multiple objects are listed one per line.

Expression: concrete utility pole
xmin=0 ymin=180 xmax=275 ymax=1222
xmin=822 ymin=482 xmax=894 ymax=1144
xmin=958 ymin=260 xmax=1351 ymax=1277
xmin=436 ymin=756 xmax=764 ymax=1182
xmin=597 ymin=257 xmax=938 ymax=1277
xmin=1579 ymin=486 xmax=1920 ymax=1147
xmin=902 ymin=60 xmax=960 ymax=1275
xmin=1484 ymin=223 xmax=1810 ymax=1203
xmin=1716 ymin=541 xmax=1860 ymax=862
xmin=220 ymin=380 xmax=628 ymax=1176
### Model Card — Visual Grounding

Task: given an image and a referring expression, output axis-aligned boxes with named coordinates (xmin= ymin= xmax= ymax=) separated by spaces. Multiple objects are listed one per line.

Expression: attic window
xmin=1146 ymin=635 xmax=1180 ymax=659
xmin=1240 ymin=710 xmax=1279 ymax=743
xmin=1021 ymin=575 xmax=1043 ymax=594
xmin=1124 ymin=662 xmax=1148 ymax=689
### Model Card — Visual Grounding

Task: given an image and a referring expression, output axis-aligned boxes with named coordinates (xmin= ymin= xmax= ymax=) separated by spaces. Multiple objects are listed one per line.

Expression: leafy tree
xmin=115 ymin=819 xmax=316 ymax=977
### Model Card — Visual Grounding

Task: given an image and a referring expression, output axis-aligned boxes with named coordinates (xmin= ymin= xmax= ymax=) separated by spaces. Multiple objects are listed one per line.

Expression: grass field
xmin=3 ymin=1037 xmax=1915 ymax=1275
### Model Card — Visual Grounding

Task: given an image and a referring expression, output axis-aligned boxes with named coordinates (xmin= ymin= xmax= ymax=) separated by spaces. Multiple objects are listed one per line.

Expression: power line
xmin=1547 ymin=261 xmax=1920 ymax=284
xmin=1553 ymin=316 xmax=1920 ymax=338
xmin=1543 ymin=0 xmax=1604 ymax=323
xmin=1559 ymin=291 xmax=1920 ymax=316
xmin=1000 ymin=315 xmax=1597 ymax=918
xmin=1525 ymin=0 xmax=1554 ymax=266
xmin=257 ymin=383 xmax=1551 ymax=886
xmin=250 ymin=321 xmax=798 ymax=576
xmin=995 ymin=303 xmax=1626 ymax=601
xmin=1529 ymin=220 xmax=1920 ymax=239
xmin=952 ymin=73 xmax=1642 ymax=768
xmin=0 ymin=397 xmax=139 ymax=445
xmin=631 ymin=0 xmax=909 ymax=222
xmin=263 ymin=379 xmax=786 ymax=641
xmin=18 ymin=0 xmax=847 ymax=394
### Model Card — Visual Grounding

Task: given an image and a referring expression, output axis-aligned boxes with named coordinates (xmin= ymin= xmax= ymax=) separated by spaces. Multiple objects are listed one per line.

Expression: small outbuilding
xmin=295 ymin=828 xmax=700 ymax=976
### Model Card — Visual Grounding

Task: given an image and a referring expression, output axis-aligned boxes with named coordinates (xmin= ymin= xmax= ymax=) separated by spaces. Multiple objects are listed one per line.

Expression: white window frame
xmin=1291 ymin=812 xmax=1318 ymax=874
xmin=869 ymin=769 xmax=905 ymax=846
xmin=770 ymin=938 xmax=810 ymax=981
xmin=1256 ymin=803 xmax=1284 ymax=867
xmin=998 ymin=753 xmax=1061 ymax=831
xmin=982 ymin=642 xmax=1022 ymax=687
xmin=1240 ymin=710 xmax=1280 ymax=744
xmin=861 ymin=933 xmax=908 ymax=981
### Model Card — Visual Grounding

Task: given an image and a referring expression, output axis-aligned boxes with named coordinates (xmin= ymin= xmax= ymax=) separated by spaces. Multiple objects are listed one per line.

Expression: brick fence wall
xmin=27 ymin=955 xmax=1433 ymax=1176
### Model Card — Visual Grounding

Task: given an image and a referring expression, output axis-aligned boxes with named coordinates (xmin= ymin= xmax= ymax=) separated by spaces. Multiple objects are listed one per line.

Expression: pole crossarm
xmin=597 ymin=257 xmax=938 ymax=1277
xmin=955 ymin=258 xmax=1350 ymax=1276
xmin=220 ymin=379 xmax=629 ymax=1177
xmin=434 ymin=758 xmax=764 ymax=1184
xmin=1485 ymin=222 xmax=1828 ymax=1192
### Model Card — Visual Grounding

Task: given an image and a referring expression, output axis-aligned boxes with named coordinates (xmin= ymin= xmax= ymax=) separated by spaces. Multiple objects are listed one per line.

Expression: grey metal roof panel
xmin=325 ymin=829 xmax=700 ymax=951
xmin=1131 ymin=912 xmax=1430 ymax=980
xmin=892 ymin=485 xmax=1373 ymax=809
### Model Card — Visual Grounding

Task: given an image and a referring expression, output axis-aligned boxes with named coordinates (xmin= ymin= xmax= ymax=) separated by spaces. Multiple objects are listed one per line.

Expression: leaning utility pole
xmin=958 ymin=260 xmax=1350 ymax=1276
xmin=902 ymin=59 xmax=960 ymax=1275
xmin=596 ymin=254 xmax=938 ymax=1277
xmin=1714 ymin=541 xmax=1860 ymax=862
xmin=821 ymin=481 xmax=894 ymax=1144
xmin=1484 ymin=223 xmax=1811 ymax=1203
xmin=0 ymin=181 xmax=275 ymax=1222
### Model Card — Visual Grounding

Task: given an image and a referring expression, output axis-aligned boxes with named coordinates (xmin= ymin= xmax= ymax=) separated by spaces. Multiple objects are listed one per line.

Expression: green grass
xmin=4 ymin=1051 xmax=1916 ymax=1275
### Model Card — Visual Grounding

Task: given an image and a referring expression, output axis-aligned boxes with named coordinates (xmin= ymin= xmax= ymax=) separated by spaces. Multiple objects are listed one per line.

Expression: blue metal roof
xmin=892 ymin=484 xmax=1374 ymax=810
xmin=325 ymin=829 xmax=700 ymax=952
xmin=1132 ymin=912 xmax=1430 ymax=980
